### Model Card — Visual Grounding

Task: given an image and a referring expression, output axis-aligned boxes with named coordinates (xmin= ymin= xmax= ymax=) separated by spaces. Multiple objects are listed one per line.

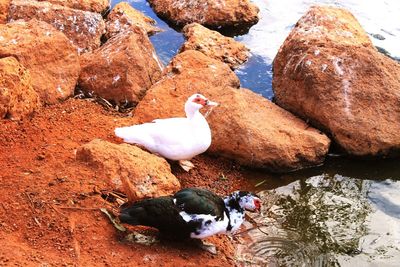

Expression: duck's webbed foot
xmin=179 ymin=160 xmax=195 ymax=172
xmin=192 ymin=239 xmax=217 ymax=255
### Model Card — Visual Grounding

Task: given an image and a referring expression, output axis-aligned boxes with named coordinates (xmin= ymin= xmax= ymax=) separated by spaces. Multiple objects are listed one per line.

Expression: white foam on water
xmin=241 ymin=0 xmax=400 ymax=63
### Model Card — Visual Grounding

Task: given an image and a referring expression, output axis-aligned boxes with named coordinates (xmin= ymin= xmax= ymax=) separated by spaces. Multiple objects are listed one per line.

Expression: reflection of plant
xmin=243 ymin=174 xmax=373 ymax=266
xmin=276 ymin=174 xmax=371 ymax=255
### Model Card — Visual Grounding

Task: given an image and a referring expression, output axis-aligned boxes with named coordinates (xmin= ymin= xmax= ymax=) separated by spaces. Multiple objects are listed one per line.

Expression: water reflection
xmin=237 ymin=174 xmax=400 ymax=266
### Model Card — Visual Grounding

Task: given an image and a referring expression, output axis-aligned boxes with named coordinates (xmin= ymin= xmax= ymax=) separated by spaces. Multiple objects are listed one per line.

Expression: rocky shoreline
xmin=1 ymin=0 xmax=399 ymax=266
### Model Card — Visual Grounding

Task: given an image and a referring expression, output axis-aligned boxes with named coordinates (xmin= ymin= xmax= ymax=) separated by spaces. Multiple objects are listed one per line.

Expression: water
xmin=235 ymin=0 xmax=400 ymax=98
xmin=109 ymin=1 xmax=400 ymax=265
xmin=237 ymin=157 xmax=400 ymax=266
xmin=111 ymin=0 xmax=400 ymax=99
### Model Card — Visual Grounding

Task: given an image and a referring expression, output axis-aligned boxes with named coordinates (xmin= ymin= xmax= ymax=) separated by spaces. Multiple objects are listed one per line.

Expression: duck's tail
xmin=114 ymin=125 xmax=149 ymax=145
xmin=119 ymin=209 xmax=140 ymax=225
xmin=114 ymin=126 xmax=132 ymax=142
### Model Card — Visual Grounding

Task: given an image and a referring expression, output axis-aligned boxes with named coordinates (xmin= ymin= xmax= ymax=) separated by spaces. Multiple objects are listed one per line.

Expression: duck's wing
xmin=119 ymin=195 xmax=201 ymax=237
xmin=115 ymin=118 xmax=191 ymax=147
xmin=173 ymin=188 xmax=225 ymax=219
xmin=120 ymin=196 xmax=178 ymax=227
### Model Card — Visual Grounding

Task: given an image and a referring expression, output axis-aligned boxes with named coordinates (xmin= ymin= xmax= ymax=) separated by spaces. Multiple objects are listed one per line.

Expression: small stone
xmin=105 ymin=2 xmax=161 ymax=39
xmin=180 ymin=23 xmax=249 ymax=69
xmin=0 ymin=19 xmax=80 ymax=104
xmin=76 ymin=139 xmax=181 ymax=201
xmin=36 ymin=0 xmax=110 ymax=13
xmin=0 ymin=56 xmax=40 ymax=120
xmin=78 ymin=28 xmax=163 ymax=105
xmin=8 ymin=0 xmax=106 ymax=53
xmin=148 ymin=0 xmax=259 ymax=28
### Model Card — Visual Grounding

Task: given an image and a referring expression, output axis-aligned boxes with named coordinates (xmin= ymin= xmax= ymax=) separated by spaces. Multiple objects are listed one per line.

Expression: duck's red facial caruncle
xmin=253 ymin=198 xmax=262 ymax=212
xmin=191 ymin=95 xmax=219 ymax=107
xmin=237 ymin=192 xmax=262 ymax=213
xmin=192 ymin=96 xmax=208 ymax=106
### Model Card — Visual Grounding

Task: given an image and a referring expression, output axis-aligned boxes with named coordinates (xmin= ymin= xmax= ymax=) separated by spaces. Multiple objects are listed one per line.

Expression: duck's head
xmin=225 ymin=191 xmax=262 ymax=213
xmin=185 ymin=94 xmax=218 ymax=116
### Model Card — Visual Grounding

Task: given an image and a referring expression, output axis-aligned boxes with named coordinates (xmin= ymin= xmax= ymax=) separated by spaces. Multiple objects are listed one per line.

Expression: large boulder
xmin=273 ymin=6 xmax=400 ymax=157
xmin=79 ymin=28 xmax=164 ymax=105
xmin=105 ymin=1 xmax=161 ymax=39
xmin=0 ymin=56 xmax=40 ymax=120
xmin=8 ymin=0 xmax=106 ymax=53
xmin=0 ymin=0 xmax=10 ymax=23
xmin=0 ymin=20 xmax=80 ymax=104
xmin=37 ymin=0 xmax=110 ymax=13
xmin=132 ymin=49 xmax=240 ymax=123
xmin=148 ymin=0 xmax=259 ymax=28
xmin=180 ymin=23 xmax=249 ymax=69
xmin=134 ymin=50 xmax=330 ymax=171
xmin=76 ymin=139 xmax=181 ymax=201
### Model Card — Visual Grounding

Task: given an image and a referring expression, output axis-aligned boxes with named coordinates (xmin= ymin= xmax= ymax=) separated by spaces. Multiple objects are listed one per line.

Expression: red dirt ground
xmin=0 ymin=98 xmax=256 ymax=266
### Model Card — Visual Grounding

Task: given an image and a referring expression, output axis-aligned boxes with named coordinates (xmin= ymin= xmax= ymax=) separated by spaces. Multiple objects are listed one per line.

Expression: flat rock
xmin=76 ymin=139 xmax=181 ymax=201
xmin=273 ymin=6 xmax=400 ymax=156
xmin=106 ymin=1 xmax=161 ymax=39
xmin=181 ymin=23 xmax=249 ymax=69
xmin=0 ymin=56 xmax=40 ymax=120
xmin=9 ymin=0 xmax=106 ymax=53
xmin=148 ymin=0 xmax=259 ymax=28
xmin=134 ymin=50 xmax=330 ymax=171
xmin=0 ymin=20 xmax=80 ymax=104
xmin=79 ymin=28 xmax=164 ymax=105
xmin=37 ymin=0 xmax=110 ymax=13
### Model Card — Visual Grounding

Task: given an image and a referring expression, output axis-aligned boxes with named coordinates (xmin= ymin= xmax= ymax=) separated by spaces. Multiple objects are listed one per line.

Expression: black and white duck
xmin=114 ymin=94 xmax=218 ymax=171
xmin=119 ymin=188 xmax=261 ymax=242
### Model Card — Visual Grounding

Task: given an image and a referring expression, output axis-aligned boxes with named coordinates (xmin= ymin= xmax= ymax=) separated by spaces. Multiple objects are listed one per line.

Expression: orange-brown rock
xmin=273 ymin=6 xmax=400 ymax=157
xmin=133 ymin=50 xmax=239 ymax=123
xmin=37 ymin=0 xmax=110 ymax=13
xmin=148 ymin=0 xmax=259 ymax=28
xmin=105 ymin=1 xmax=161 ymax=39
xmin=0 ymin=20 xmax=80 ymax=104
xmin=8 ymin=0 xmax=105 ymax=53
xmin=79 ymin=28 xmax=163 ymax=105
xmin=180 ymin=23 xmax=249 ymax=69
xmin=0 ymin=56 xmax=40 ymax=120
xmin=76 ymin=139 xmax=181 ymax=201
xmin=0 ymin=0 xmax=10 ymax=23
xmin=134 ymin=50 xmax=330 ymax=171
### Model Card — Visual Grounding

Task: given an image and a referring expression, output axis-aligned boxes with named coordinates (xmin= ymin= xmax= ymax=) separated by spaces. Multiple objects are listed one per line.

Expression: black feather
xmin=119 ymin=195 xmax=199 ymax=238
xmin=174 ymin=188 xmax=225 ymax=219
xmin=118 ymin=188 xmax=246 ymax=239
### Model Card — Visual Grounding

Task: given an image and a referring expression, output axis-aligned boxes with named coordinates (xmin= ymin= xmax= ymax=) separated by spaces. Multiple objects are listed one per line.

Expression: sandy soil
xmin=0 ymin=98 xmax=255 ymax=266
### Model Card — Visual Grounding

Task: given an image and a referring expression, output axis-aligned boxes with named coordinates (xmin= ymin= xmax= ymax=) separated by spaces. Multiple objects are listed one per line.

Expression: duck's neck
xmin=185 ymin=105 xmax=203 ymax=120
xmin=223 ymin=195 xmax=245 ymax=233
xmin=224 ymin=194 xmax=244 ymax=213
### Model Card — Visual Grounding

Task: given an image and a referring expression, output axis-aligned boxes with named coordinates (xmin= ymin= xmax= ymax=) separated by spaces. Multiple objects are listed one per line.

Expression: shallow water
xmin=235 ymin=0 xmax=400 ymax=98
xmin=239 ymin=157 xmax=400 ymax=266
xmin=112 ymin=0 xmax=400 ymax=99
xmin=110 ymin=1 xmax=400 ymax=266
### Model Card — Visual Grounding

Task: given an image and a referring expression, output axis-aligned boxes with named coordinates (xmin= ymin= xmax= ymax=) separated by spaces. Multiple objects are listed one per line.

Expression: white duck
xmin=115 ymin=94 xmax=218 ymax=171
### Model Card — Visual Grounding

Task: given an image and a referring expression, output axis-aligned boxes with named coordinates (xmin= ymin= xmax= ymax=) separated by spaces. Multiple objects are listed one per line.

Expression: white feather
xmin=179 ymin=211 xmax=230 ymax=239
xmin=115 ymin=94 xmax=216 ymax=161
